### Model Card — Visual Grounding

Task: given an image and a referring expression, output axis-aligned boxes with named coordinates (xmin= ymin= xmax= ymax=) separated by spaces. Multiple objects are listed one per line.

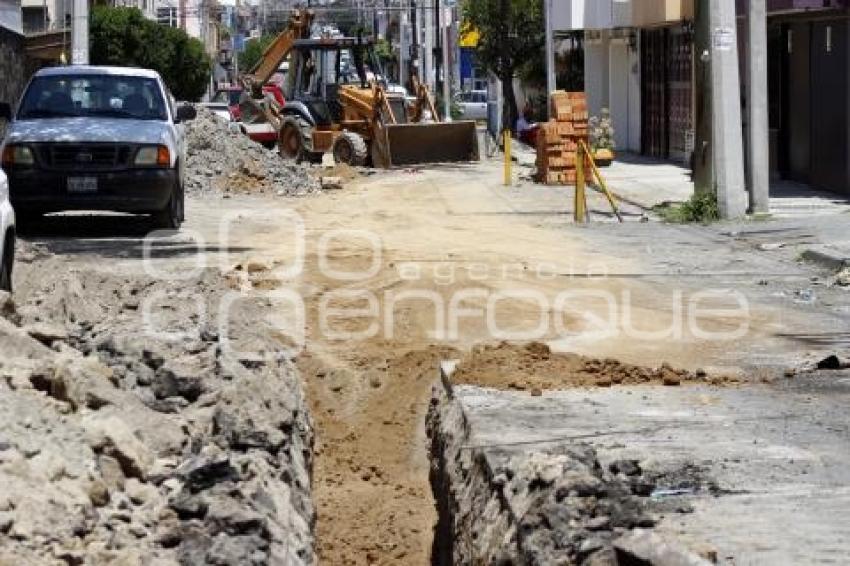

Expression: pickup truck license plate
xmin=67 ymin=177 xmax=98 ymax=194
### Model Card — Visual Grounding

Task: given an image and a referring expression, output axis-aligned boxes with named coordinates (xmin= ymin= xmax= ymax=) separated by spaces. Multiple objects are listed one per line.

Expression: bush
xmin=654 ymin=191 xmax=720 ymax=223
xmin=90 ymin=7 xmax=211 ymax=101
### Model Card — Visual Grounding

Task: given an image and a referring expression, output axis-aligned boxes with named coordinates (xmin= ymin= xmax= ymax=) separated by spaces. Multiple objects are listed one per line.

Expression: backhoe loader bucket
xmin=373 ymin=121 xmax=479 ymax=168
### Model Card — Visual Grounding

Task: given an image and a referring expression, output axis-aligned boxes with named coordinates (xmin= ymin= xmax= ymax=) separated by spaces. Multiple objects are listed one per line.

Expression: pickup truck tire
xmin=153 ymin=180 xmax=183 ymax=230
xmin=0 ymin=233 xmax=13 ymax=293
xmin=333 ymin=132 xmax=368 ymax=166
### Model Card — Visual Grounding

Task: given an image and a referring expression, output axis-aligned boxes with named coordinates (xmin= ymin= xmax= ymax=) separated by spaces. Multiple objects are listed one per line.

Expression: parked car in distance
xmin=0 ymin=66 xmax=195 ymax=230
xmin=200 ymin=86 xmax=241 ymax=123
xmin=0 ymin=167 xmax=14 ymax=292
xmin=455 ymin=90 xmax=488 ymax=121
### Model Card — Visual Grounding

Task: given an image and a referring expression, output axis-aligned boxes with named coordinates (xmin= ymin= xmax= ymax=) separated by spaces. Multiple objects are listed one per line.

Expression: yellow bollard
xmin=503 ymin=129 xmax=512 ymax=186
xmin=575 ymin=143 xmax=587 ymax=223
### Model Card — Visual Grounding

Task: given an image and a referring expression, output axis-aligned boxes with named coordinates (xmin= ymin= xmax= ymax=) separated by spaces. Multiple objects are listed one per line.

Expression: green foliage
xmin=462 ymin=0 xmax=545 ymax=125
xmin=654 ymin=191 xmax=720 ymax=224
xmin=589 ymin=108 xmax=615 ymax=151
xmin=238 ymin=34 xmax=277 ymax=74
xmin=374 ymin=38 xmax=396 ymax=64
xmin=90 ymin=7 xmax=211 ymax=101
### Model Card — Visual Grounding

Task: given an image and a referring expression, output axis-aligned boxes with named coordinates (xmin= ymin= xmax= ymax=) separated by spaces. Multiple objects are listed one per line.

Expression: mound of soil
xmin=451 ymin=342 xmax=736 ymax=390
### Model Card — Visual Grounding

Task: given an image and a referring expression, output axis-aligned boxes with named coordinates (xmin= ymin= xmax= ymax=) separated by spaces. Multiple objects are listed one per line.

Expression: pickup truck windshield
xmin=18 ymin=75 xmax=168 ymax=121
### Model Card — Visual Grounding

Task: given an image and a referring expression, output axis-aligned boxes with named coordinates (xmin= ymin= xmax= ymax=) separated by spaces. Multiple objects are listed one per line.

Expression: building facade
xmin=743 ymin=0 xmax=850 ymax=195
xmin=0 ymin=0 xmax=25 ymax=138
xmin=554 ymin=0 xmax=695 ymax=163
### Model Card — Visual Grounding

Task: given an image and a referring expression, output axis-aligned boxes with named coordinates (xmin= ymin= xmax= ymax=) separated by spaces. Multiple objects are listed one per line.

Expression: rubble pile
xmin=185 ymin=108 xmax=320 ymax=196
xmin=0 ymin=262 xmax=315 ymax=565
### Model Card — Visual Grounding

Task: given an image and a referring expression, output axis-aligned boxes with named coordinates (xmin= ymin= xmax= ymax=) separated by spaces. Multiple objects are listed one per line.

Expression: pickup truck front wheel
xmin=153 ymin=180 xmax=183 ymax=230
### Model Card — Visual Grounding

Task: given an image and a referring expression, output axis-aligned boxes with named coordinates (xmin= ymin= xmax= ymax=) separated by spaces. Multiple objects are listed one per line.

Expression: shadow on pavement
xmin=18 ymin=213 xmax=252 ymax=260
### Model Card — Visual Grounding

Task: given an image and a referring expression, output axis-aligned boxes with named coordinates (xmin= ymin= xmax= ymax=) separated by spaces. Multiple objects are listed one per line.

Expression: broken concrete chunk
xmin=23 ymin=322 xmax=69 ymax=346
xmin=614 ymin=529 xmax=714 ymax=566
xmin=153 ymin=357 xmax=206 ymax=402
xmin=320 ymin=176 xmax=344 ymax=190
xmin=0 ymin=290 xmax=16 ymax=322
xmin=83 ymin=415 xmax=154 ymax=480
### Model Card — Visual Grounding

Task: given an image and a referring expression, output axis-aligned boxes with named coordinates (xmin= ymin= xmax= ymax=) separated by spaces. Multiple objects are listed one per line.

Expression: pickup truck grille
xmin=39 ymin=144 xmax=132 ymax=170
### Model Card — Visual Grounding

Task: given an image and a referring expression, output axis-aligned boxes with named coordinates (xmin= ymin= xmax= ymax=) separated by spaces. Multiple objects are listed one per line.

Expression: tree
xmin=90 ymin=7 xmax=211 ymax=101
xmin=238 ymin=34 xmax=277 ymax=73
xmin=462 ymin=0 xmax=544 ymax=131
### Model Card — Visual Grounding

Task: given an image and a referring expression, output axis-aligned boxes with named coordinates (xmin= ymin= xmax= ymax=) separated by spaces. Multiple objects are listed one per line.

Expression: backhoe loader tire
xmin=333 ymin=131 xmax=368 ymax=167
xmin=279 ymin=117 xmax=322 ymax=163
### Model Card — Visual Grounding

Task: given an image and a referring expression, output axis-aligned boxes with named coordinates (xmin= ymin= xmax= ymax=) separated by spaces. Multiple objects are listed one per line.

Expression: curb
xmin=801 ymin=246 xmax=850 ymax=271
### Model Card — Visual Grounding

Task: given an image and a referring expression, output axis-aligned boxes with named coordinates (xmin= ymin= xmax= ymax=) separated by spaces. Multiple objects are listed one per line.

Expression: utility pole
xmin=544 ymin=0 xmax=555 ymax=111
xmin=434 ymin=0 xmax=442 ymax=100
xmin=441 ymin=4 xmax=450 ymax=120
xmin=747 ymin=0 xmax=770 ymax=214
xmin=694 ymin=0 xmax=748 ymax=218
xmin=70 ymin=0 xmax=88 ymax=64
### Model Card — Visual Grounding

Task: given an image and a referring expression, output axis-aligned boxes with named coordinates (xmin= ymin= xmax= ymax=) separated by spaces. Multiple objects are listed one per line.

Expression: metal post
xmin=709 ymin=0 xmax=748 ymax=218
xmin=400 ymin=10 xmax=408 ymax=89
xmin=504 ymin=129 xmax=512 ymax=186
xmin=544 ymin=0 xmax=556 ymax=114
xmin=575 ymin=143 xmax=586 ymax=223
xmin=442 ymin=6 xmax=451 ymax=120
xmin=747 ymin=0 xmax=770 ymax=214
xmin=71 ymin=0 xmax=88 ymax=64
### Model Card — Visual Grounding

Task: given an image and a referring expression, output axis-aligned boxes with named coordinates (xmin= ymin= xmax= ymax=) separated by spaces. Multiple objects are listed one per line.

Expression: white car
xmin=0 ymin=66 xmax=196 ymax=229
xmin=455 ymin=90 xmax=488 ymax=121
xmin=0 ymin=168 xmax=15 ymax=292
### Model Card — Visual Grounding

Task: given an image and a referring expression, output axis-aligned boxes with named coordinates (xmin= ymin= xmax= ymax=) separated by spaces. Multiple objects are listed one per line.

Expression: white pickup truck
xmin=0 ymin=66 xmax=196 ymax=230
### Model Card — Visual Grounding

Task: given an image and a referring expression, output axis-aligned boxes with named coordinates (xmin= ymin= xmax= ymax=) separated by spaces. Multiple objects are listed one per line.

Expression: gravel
xmin=185 ymin=109 xmax=320 ymax=197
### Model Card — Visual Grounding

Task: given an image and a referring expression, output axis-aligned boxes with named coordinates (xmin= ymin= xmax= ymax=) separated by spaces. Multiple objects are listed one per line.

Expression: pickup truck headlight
xmin=134 ymin=145 xmax=170 ymax=167
xmin=1 ymin=145 xmax=35 ymax=168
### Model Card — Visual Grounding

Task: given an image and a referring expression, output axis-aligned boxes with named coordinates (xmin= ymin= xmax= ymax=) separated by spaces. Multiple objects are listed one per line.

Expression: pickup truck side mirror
xmin=0 ymin=103 xmax=12 ymax=122
xmin=175 ymin=104 xmax=196 ymax=123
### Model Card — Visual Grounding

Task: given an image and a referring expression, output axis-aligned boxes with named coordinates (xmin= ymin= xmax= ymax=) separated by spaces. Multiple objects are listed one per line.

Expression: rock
xmin=205 ymin=499 xmax=266 ymax=536
xmin=0 ymin=290 xmax=16 ymax=321
xmin=585 ymin=515 xmax=611 ymax=531
xmin=245 ymin=261 xmax=268 ymax=274
xmin=153 ymin=357 xmax=206 ymax=402
xmin=24 ymin=322 xmax=69 ymax=346
xmin=609 ymin=459 xmax=642 ymax=477
xmin=173 ymin=452 xmax=236 ymax=492
xmin=662 ymin=371 xmax=682 ymax=386
xmin=124 ymin=478 xmax=157 ymax=505
xmin=170 ymin=489 xmax=209 ymax=520
xmin=320 ymin=176 xmax=344 ymax=190
xmin=0 ymin=511 xmax=13 ymax=533
xmin=614 ymin=529 xmax=714 ymax=566
xmin=98 ymin=454 xmax=126 ymax=492
xmin=816 ymin=354 xmax=849 ymax=370
xmin=88 ymin=480 xmax=110 ymax=507
xmin=206 ymin=533 xmax=269 ymax=565
xmin=83 ymin=415 xmax=154 ymax=480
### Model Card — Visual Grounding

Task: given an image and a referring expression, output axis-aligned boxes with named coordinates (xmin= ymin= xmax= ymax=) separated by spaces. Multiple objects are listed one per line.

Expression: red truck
xmin=202 ymin=84 xmax=285 ymax=148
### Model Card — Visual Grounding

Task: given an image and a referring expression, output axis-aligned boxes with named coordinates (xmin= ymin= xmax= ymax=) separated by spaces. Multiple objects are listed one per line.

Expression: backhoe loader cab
xmin=278 ymin=37 xmax=479 ymax=168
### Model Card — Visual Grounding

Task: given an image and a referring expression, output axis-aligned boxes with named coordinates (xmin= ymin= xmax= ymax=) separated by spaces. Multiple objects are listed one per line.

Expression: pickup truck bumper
xmin=7 ymin=168 xmax=175 ymax=215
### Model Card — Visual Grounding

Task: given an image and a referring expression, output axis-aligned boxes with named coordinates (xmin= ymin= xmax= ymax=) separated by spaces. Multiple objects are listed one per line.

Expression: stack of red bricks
xmin=535 ymin=91 xmax=589 ymax=185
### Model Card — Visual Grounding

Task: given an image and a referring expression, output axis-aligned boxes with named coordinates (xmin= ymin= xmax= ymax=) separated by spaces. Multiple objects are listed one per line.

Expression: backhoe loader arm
xmin=243 ymin=9 xmax=314 ymax=95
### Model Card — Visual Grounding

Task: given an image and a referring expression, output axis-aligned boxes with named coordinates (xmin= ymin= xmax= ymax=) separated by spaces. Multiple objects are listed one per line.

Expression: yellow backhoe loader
xmin=239 ymin=10 xmax=479 ymax=167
